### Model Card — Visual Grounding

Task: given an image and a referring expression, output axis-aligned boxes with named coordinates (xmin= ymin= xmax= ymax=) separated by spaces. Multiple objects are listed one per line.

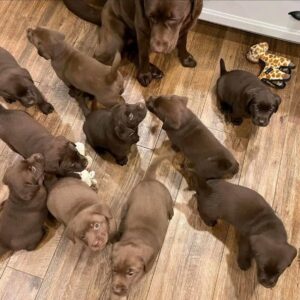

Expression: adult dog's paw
xmin=180 ymin=54 xmax=197 ymax=68
xmin=40 ymin=102 xmax=54 ymax=115
xmin=238 ymin=257 xmax=252 ymax=271
xmin=150 ymin=63 xmax=164 ymax=79
xmin=137 ymin=71 xmax=153 ymax=87
xmin=116 ymin=156 xmax=128 ymax=166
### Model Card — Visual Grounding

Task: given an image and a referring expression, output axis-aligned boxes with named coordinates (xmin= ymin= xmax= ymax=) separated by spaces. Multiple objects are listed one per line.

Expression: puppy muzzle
xmin=112 ymin=284 xmax=128 ymax=296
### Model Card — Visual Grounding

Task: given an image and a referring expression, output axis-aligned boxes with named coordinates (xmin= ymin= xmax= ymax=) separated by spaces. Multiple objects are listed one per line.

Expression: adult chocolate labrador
xmin=63 ymin=0 xmax=203 ymax=87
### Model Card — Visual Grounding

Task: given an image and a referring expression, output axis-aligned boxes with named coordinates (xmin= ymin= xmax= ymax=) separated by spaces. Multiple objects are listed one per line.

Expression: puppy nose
xmin=151 ymin=39 xmax=169 ymax=53
xmin=258 ymin=119 xmax=267 ymax=126
xmin=113 ymin=284 xmax=126 ymax=294
xmin=137 ymin=102 xmax=146 ymax=110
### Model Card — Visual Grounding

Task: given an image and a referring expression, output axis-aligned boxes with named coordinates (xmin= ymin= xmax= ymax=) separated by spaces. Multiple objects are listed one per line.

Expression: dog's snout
xmin=151 ymin=39 xmax=170 ymax=53
xmin=113 ymin=284 xmax=127 ymax=295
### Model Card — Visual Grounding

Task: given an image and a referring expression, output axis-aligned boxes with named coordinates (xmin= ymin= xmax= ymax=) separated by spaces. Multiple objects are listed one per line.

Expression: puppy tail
xmin=220 ymin=59 xmax=227 ymax=76
xmin=63 ymin=0 xmax=102 ymax=25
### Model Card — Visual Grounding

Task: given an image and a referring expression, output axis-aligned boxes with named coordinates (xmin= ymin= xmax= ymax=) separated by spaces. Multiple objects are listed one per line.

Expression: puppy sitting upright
xmin=0 ymin=105 xmax=87 ymax=176
xmin=73 ymin=90 xmax=147 ymax=165
xmin=27 ymin=27 xmax=124 ymax=108
xmin=189 ymin=173 xmax=297 ymax=288
xmin=146 ymin=95 xmax=239 ymax=180
xmin=111 ymin=157 xmax=174 ymax=297
xmin=217 ymin=59 xmax=281 ymax=126
xmin=0 ymin=154 xmax=48 ymax=255
xmin=0 ymin=47 xmax=54 ymax=114
xmin=47 ymin=177 xmax=116 ymax=251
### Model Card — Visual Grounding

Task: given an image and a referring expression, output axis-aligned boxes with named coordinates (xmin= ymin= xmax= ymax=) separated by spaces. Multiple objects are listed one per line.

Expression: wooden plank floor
xmin=0 ymin=1 xmax=299 ymax=299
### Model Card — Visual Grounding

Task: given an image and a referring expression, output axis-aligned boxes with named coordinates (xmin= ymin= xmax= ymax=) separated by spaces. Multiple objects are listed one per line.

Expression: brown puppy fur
xmin=217 ymin=59 xmax=281 ymax=127
xmin=0 ymin=105 xmax=87 ymax=175
xmin=47 ymin=177 xmax=116 ymax=251
xmin=146 ymin=95 xmax=239 ymax=180
xmin=189 ymin=173 xmax=296 ymax=288
xmin=92 ymin=0 xmax=203 ymax=86
xmin=0 ymin=154 xmax=48 ymax=255
xmin=111 ymin=157 xmax=174 ymax=296
xmin=72 ymin=89 xmax=147 ymax=165
xmin=27 ymin=27 xmax=124 ymax=108
xmin=0 ymin=47 xmax=54 ymax=114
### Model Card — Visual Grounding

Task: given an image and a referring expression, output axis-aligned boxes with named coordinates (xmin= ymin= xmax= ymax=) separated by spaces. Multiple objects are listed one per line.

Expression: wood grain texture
xmin=0 ymin=1 xmax=299 ymax=300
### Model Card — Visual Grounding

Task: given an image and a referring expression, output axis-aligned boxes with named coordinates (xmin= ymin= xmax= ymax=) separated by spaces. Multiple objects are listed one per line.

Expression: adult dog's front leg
xmin=177 ymin=32 xmax=197 ymax=68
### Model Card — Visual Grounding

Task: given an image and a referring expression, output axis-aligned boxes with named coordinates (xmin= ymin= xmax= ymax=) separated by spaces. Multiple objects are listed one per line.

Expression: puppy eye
xmin=93 ymin=223 xmax=101 ymax=230
xmin=127 ymin=269 xmax=134 ymax=276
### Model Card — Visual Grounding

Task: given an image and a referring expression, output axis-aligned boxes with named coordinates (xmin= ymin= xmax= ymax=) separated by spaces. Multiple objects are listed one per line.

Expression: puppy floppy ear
xmin=65 ymin=214 xmax=87 ymax=244
xmin=139 ymin=244 xmax=156 ymax=273
xmin=37 ymin=46 xmax=51 ymax=60
xmin=245 ymin=88 xmax=258 ymax=113
xmin=191 ymin=0 xmax=203 ymax=21
xmin=273 ymin=94 xmax=281 ymax=113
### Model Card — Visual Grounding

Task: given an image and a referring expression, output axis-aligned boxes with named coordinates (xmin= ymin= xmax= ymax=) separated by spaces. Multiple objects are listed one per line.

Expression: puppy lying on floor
xmin=27 ymin=27 xmax=124 ymax=108
xmin=0 ymin=47 xmax=54 ymax=114
xmin=0 ymin=154 xmax=48 ymax=255
xmin=72 ymin=89 xmax=147 ymax=165
xmin=146 ymin=95 xmax=239 ymax=180
xmin=217 ymin=59 xmax=281 ymax=127
xmin=188 ymin=172 xmax=297 ymax=288
xmin=111 ymin=156 xmax=174 ymax=297
xmin=47 ymin=177 xmax=116 ymax=251
xmin=0 ymin=105 xmax=87 ymax=176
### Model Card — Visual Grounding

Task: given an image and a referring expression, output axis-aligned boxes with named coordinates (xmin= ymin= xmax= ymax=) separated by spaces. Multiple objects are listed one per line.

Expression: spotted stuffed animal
xmin=247 ymin=42 xmax=295 ymax=89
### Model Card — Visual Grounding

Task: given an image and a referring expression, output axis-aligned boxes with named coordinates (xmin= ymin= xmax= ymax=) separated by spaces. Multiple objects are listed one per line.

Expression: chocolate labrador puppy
xmin=0 ymin=47 xmax=54 ymax=114
xmin=47 ymin=177 xmax=116 ymax=251
xmin=217 ymin=59 xmax=281 ymax=126
xmin=0 ymin=105 xmax=87 ymax=175
xmin=189 ymin=173 xmax=297 ymax=288
xmin=0 ymin=153 xmax=48 ymax=255
xmin=27 ymin=27 xmax=124 ymax=108
xmin=146 ymin=95 xmax=239 ymax=180
xmin=72 ymin=89 xmax=147 ymax=165
xmin=111 ymin=157 xmax=174 ymax=296
xmin=78 ymin=0 xmax=202 ymax=87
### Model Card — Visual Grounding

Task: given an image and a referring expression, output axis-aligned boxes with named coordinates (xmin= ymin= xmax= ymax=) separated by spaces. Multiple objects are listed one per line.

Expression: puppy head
xmin=114 ymin=122 xmax=139 ymax=144
xmin=66 ymin=203 xmax=116 ymax=251
xmin=144 ymin=0 xmax=194 ymax=53
xmin=48 ymin=136 xmax=88 ymax=175
xmin=111 ymin=242 xmax=154 ymax=296
xmin=246 ymin=89 xmax=281 ymax=127
xmin=3 ymin=153 xmax=45 ymax=201
xmin=27 ymin=27 xmax=65 ymax=60
xmin=114 ymin=102 xmax=147 ymax=128
xmin=250 ymin=234 xmax=297 ymax=288
xmin=146 ymin=95 xmax=189 ymax=130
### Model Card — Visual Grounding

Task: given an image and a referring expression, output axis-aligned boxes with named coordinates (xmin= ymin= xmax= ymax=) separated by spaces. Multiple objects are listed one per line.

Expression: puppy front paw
xmin=39 ymin=102 xmax=54 ymax=115
xmin=149 ymin=63 xmax=164 ymax=79
xmin=116 ymin=156 xmax=128 ymax=166
xmin=137 ymin=71 xmax=153 ymax=87
xmin=180 ymin=54 xmax=197 ymax=68
xmin=238 ymin=257 xmax=252 ymax=270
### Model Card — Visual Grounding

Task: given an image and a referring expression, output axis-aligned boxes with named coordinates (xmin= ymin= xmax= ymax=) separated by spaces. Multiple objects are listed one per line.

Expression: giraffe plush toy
xmin=247 ymin=42 xmax=295 ymax=89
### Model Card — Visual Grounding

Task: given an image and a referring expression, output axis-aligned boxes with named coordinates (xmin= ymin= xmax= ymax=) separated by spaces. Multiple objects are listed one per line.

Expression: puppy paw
xmin=39 ymin=102 xmax=54 ymax=115
xmin=238 ymin=257 xmax=252 ymax=270
xmin=116 ymin=157 xmax=128 ymax=166
xmin=180 ymin=54 xmax=197 ymax=68
xmin=137 ymin=72 xmax=153 ymax=87
xmin=149 ymin=63 xmax=164 ymax=79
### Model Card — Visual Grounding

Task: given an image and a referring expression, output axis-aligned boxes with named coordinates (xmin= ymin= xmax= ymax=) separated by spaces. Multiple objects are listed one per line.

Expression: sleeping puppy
xmin=47 ymin=177 xmax=116 ymax=251
xmin=90 ymin=0 xmax=203 ymax=87
xmin=0 ymin=47 xmax=54 ymax=114
xmin=146 ymin=95 xmax=239 ymax=180
xmin=27 ymin=27 xmax=124 ymax=108
xmin=111 ymin=156 xmax=174 ymax=296
xmin=0 ymin=105 xmax=87 ymax=175
xmin=189 ymin=173 xmax=297 ymax=288
xmin=0 ymin=154 xmax=48 ymax=255
xmin=217 ymin=59 xmax=281 ymax=126
xmin=73 ymin=89 xmax=147 ymax=165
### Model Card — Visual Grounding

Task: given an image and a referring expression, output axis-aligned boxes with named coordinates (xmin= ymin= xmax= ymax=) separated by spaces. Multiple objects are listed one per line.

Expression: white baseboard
xmin=199 ymin=7 xmax=300 ymax=44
